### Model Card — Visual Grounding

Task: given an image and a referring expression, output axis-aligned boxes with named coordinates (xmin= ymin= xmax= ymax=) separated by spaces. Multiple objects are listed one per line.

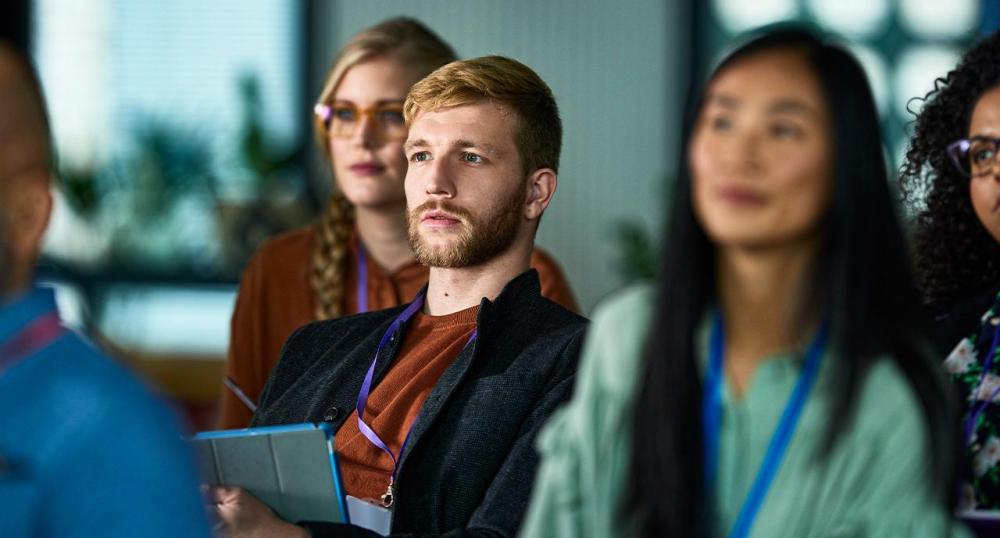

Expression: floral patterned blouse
xmin=945 ymin=290 xmax=1000 ymax=510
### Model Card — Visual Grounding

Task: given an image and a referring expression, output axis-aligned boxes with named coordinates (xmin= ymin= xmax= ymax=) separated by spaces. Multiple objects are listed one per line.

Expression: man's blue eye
xmin=461 ymin=153 xmax=483 ymax=163
xmin=411 ymin=152 xmax=430 ymax=162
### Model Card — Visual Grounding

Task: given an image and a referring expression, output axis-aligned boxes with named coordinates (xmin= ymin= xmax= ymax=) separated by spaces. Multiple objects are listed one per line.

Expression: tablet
xmin=192 ymin=422 xmax=348 ymax=525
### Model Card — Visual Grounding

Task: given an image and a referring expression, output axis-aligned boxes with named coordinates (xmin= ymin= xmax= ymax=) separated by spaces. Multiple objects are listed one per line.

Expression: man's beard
xmin=407 ymin=181 xmax=526 ymax=268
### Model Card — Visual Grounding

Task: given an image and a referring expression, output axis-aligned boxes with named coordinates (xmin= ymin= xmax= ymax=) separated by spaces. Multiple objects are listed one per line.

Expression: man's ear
xmin=8 ymin=173 xmax=52 ymax=262
xmin=524 ymin=168 xmax=556 ymax=220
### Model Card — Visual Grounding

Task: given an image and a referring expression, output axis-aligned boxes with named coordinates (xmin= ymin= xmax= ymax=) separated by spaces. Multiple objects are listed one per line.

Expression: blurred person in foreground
xmin=899 ymin=30 xmax=1000 ymax=511
xmin=0 ymin=40 xmax=209 ymax=537
xmin=207 ymin=55 xmax=586 ymax=537
xmin=218 ymin=17 xmax=578 ymax=429
xmin=521 ymin=27 xmax=966 ymax=537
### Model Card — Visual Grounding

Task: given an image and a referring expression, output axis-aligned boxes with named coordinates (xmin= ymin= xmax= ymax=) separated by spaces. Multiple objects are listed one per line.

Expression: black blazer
xmin=252 ymin=270 xmax=588 ymax=537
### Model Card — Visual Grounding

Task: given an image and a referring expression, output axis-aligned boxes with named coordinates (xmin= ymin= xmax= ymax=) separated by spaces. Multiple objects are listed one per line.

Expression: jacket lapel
xmin=393 ymin=270 xmax=540 ymax=473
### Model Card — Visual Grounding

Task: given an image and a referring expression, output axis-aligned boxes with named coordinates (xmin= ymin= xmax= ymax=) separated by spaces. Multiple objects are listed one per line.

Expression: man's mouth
xmin=421 ymin=210 xmax=463 ymax=228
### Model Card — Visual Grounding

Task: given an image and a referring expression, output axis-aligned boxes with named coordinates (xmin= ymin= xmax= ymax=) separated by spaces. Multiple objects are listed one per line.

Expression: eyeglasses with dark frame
xmin=313 ymin=102 xmax=407 ymax=141
xmin=947 ymin=136 xmax=1000 ymax=178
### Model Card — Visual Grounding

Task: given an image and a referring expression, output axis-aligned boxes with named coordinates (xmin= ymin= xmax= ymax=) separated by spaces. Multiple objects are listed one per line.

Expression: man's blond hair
xmin=404 ymin=55 xmax=562 ymax=173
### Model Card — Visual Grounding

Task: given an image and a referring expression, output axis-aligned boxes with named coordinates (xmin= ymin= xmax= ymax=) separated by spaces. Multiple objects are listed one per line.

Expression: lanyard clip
xmin=380 ymin=477 xmax=395 ymax=507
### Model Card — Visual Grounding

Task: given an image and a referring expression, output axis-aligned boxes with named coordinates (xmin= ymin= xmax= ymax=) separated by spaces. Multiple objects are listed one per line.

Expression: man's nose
xmin=423 ymin=158 xmax=455 ymax=198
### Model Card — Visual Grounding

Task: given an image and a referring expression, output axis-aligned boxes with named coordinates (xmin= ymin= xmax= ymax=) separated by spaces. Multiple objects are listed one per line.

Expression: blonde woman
xmin=218 ymin=18 xmax=577 ymax=428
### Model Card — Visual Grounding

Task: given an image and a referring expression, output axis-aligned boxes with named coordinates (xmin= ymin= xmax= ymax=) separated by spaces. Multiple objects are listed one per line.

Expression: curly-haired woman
xmin=900 ymin=30 xmax=1000 ymax=510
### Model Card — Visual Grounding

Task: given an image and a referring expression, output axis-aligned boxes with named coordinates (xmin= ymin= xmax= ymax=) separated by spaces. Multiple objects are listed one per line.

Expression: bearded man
xmin=210 ymin=56 xmax=587 ymax=538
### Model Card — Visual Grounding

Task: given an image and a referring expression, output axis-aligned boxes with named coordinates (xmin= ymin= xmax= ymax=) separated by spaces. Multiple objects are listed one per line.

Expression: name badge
xmin=346 ymin=495 xmax=391 ymax=536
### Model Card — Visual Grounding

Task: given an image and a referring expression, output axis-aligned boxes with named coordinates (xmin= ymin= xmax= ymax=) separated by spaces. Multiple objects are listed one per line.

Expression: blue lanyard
xmin=703 ymin=313 xmax=828 ymax=538
xmin=357 ymin=239 xmax=369 ymax=314
xmin=355 ymin=292 xmax=477 ymax=506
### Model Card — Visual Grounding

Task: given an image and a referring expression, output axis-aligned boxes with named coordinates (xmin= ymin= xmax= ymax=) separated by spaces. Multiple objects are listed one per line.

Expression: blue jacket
xmin=0 ymin=286 xmax=210 ymax=537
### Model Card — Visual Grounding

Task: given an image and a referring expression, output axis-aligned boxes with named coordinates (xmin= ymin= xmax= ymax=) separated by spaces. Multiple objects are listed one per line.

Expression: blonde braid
xmin=310 ymin=192 xmax=355 ymax=320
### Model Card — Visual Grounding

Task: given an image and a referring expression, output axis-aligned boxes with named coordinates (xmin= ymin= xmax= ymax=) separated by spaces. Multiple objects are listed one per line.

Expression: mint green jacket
xmin=521 ymin=286 xmax=968 ymax=537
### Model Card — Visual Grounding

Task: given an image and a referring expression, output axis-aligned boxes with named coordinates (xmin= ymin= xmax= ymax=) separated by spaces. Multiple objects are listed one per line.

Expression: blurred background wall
xmin=8 ymin=0 xmax=995 ymax=429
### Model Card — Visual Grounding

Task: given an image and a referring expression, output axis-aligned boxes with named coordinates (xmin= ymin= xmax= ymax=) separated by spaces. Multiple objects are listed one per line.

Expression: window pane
xmin=33 ymin=0 xmax=306 ymax=279
xmin=894 ymin=45 xmax=961 ymax=119
xmin=807 ymin=0 xmax=891 ymax=39
xmin=900 ymin=0 xmax=979 ymax=39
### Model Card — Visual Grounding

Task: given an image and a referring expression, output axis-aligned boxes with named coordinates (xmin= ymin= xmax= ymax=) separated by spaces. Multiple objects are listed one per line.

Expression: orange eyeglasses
xmin=313 ymin=102 xmax=408 ymax=141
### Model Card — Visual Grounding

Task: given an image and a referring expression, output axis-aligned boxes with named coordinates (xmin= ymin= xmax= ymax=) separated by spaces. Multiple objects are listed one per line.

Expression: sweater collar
xmin=405 ymin=269 xmax=541 ymax=334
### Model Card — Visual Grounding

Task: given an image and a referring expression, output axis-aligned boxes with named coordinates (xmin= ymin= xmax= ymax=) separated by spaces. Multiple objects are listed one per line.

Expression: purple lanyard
xmin=357 ymin=239 xmax=369 ymax=314
xmin=964 ymin=320 xmax=1000 ymax=445
xmin=355 ymin=292 xmax=477 ymax=506
xmin=0 ymin=312 xmax=65 ymax=375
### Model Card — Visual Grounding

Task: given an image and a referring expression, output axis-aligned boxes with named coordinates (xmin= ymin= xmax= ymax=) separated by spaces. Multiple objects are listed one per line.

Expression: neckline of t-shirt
xmin=410 ymin=304 xmax=480 ymax=329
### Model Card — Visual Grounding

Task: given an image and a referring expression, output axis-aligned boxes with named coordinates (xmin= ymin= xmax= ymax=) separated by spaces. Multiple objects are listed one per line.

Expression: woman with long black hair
xmin=521 ymin=28 xmax=964 ymax=537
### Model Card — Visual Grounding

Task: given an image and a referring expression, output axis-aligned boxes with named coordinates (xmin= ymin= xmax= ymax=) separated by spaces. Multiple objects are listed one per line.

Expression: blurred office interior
xmin=5 ymin=0 xmax=996 ymax=429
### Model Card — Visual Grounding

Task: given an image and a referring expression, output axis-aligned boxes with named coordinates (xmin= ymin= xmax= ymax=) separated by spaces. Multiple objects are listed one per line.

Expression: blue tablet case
xmin=192 ymin=423 xmax=349 ymax=525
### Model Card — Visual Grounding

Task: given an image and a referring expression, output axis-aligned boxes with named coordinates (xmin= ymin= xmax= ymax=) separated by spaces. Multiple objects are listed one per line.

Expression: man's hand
xmin=205 ymin=485 xmax=310 ymax=538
